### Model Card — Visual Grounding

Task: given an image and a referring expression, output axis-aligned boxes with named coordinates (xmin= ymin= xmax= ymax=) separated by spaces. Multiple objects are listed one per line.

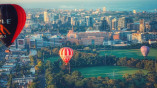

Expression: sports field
xmin=74 ymin=66 xmax=149 ymax=79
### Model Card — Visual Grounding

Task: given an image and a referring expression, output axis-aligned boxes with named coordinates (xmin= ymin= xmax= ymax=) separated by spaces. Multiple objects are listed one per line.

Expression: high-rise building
xmin=85 ymin=16 xmax=93 ymax=27
xmin=61 ymin=16 xmax=67 ymax=24
xmin=118 ymin=17 xmax=126 ymax=30
xmin=67 ymin=17 xmax=71 ymax=25
xmin=38 ymin=14 xmax=44 ymax=22
xmin=103 ymin=7 xmax=106 ymax=12
xmin=112 ymin=18 xmax=118 ymax=31
xmin=149 ymin=21 xmax=157 ymax=32
xmin=71 ymin=17 xmax=77 ymax=26
xmin=127 ymin=23 xmax=139 ymax=31
xmin=105 ymin=16 xmax=114 ymax=31
xmin=125 ymin=17 xmax=133 ymax=25
xmin=71 ymin=17 xmax=74 ymax=25
xmin=53 ymin=14 xmax=59 ymax=21
xmin=117 ymin=17 xmax=133 ymax=30
xmin=133 ymin=10 xmax=136 ymax=14
xmin=139 ymin=19 xmax=145 ymax=33
xmin=145 ymin=22 xmax=150 ymax=32
xmin=100 ymin=19 xmax=109 ymax=31
xmin=79 ymin=19 xmax=86 ymax=26
xmin=44 ymin=10 xmax=49 ymax=23
xmin=125 ymin=17 xmax=134 ymax=29
xmin=132 ymin=32 xmax=157 ymax=43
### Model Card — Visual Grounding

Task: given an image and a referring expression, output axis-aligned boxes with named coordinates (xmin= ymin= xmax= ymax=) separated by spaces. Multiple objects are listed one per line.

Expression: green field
xmin=46 ymin=49 xmax=153 ymax=79
xmin=45 ymin=56 xmax=60 ymax=63
xmin=74 ymin=66 xmax=149 ymax=79
xmin=99 ymin=48 xmax=157 ymax=59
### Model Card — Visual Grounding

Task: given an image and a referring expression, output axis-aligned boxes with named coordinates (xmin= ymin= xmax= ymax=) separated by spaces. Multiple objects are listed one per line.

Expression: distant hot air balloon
xmin=59 ymin=47 xmax=73 ymax=65
xmin=141 ymin=46 xmax=150 ymax=57
xmin=0 ymin=4 xmax=26 ymax=48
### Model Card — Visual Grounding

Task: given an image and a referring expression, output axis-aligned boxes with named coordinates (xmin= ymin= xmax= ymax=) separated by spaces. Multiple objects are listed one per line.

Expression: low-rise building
xmin=20 ymin=55 xmax=30 ymax=63
xmin=67 ymin=27 xmax=109 ymax=45
xmin=30 ymin=67 xmax=35 ymax=74
xmin=12 ymin=76 xmax=35 ymax=88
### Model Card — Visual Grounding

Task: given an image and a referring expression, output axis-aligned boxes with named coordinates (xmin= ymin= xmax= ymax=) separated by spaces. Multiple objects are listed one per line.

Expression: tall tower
xmin=105 ymin=16 xmax=114 ymax=31
xmin=71 ymin=17 xmax=75 ymax=26
xmin=112 ymin=18 xmax=118 ymax=31
xmin=139 ymin=19 xmax=145 ymax=33
xmin=85 ymin=16 xmax=93 ymax=27
xmin=103 ymin=7 xmax=106 ymax=12
xmin=44 ymin=10 xmax=49 ymax=23
xmin=100 ymin=19 xmax=109 ymax=31
xmin=118 ymin=17 xmax=126 ymax=30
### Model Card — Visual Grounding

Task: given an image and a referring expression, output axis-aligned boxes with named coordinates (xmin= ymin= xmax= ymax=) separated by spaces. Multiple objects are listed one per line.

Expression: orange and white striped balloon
xmin=59 ymin=47 xmax=73 ymax=65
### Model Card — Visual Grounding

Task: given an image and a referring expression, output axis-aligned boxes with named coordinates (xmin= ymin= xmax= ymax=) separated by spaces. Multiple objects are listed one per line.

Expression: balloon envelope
xmin=0 ymin=4 xmax=26 ymax=47
xmin=141 ymin=46 xmax=150 ymax=57
xmin=59 ymin=47 xmax=73 ymax=65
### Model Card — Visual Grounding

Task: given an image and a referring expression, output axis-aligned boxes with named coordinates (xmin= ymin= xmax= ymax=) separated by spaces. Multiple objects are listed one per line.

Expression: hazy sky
xmin=0 ymin=0 xmax=157 ymax=11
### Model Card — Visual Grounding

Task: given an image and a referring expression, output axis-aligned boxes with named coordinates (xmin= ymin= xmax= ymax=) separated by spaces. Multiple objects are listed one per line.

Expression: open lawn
xmin=45 ymin=49 xmax=152 ymax=79
xmin=74 ymin=66 xmax=149 ymax=79
xmin=45 ymin=56 xmax=60 ymax=63
xmin=99 ymin=48 xmax=157 ymax=59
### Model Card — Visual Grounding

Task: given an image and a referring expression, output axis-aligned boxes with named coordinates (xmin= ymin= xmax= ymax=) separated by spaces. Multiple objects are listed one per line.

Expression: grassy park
xmin=99 ymin=48 xmax=157 ymax=59
xmin=45 ymin=56 xmax=60 ymax=63
xmin=45 ymin=48 xmax=156 ymax=79
xmin=74 ymin=66 xmax=149 ymax=79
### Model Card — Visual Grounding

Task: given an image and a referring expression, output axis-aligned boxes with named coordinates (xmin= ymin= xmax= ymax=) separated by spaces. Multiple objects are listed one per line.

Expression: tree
xmin=37 ymin=51 xmax=42 ymax=59
xmin=46 ymin=61 xmax=52 ymax=68
xmin=28 ymin=82 xmax=37 ymax=88
xmin=65 ymin=41 xmax=72 ymax=46
xmin=75 ymin=80 xmax=85 ymax=87
xmin=29 ymin=56 xmax=35 ymax=66
xmin=37 ymin=61 xmax=43 ymax=67
xmin=47 ymin=85 xmax=57 ymax=88
xmin=35 ymin=65 xmax=39 ymax=71
xmin=7 ymin=75 xmax=13 ymax=88
xmin=108 ymin=79 xmax=115 ymax=85
xmin=52 ymin=48 xmax=59 ymax=55
xmin=83 ymin=47 xmax=91 ymax=51
xmin=123 ymin=73 xmax=130 ymax=79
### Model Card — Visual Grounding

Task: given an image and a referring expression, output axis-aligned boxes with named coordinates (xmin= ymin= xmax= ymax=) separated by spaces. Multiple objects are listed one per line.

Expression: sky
xmin=0 ymin=0 xmax=157 ymax=11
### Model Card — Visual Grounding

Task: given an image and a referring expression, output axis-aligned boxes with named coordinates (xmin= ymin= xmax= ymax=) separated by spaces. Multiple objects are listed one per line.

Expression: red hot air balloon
xmin=141 ymin=46 xmax=150 ymax=57
xmin=59 ymin=47 xmax=73 ymax=65
xmin=0 ymin=4 xmax=26 ymax=47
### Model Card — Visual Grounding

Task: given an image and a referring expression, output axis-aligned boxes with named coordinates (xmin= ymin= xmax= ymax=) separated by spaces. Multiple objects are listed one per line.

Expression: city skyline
xmin=0 ymin=0 xmax=157 ymax=11
xmin=1 ymin=2 xmax=157 ymax=88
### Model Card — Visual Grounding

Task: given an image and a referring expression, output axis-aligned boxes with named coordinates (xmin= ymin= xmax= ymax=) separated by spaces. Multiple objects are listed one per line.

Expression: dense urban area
xmin=0 ymin=7 xmax=157 ymax=88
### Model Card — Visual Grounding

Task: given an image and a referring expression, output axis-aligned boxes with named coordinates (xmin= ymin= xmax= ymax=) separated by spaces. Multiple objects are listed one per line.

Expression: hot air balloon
xmin=59 ymin=47 xmax=73 ymax=65
xmin=141 ymin=46 xmax=150 ymax=57
xmin=0 ymin=4 xmax=26 ymax=48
